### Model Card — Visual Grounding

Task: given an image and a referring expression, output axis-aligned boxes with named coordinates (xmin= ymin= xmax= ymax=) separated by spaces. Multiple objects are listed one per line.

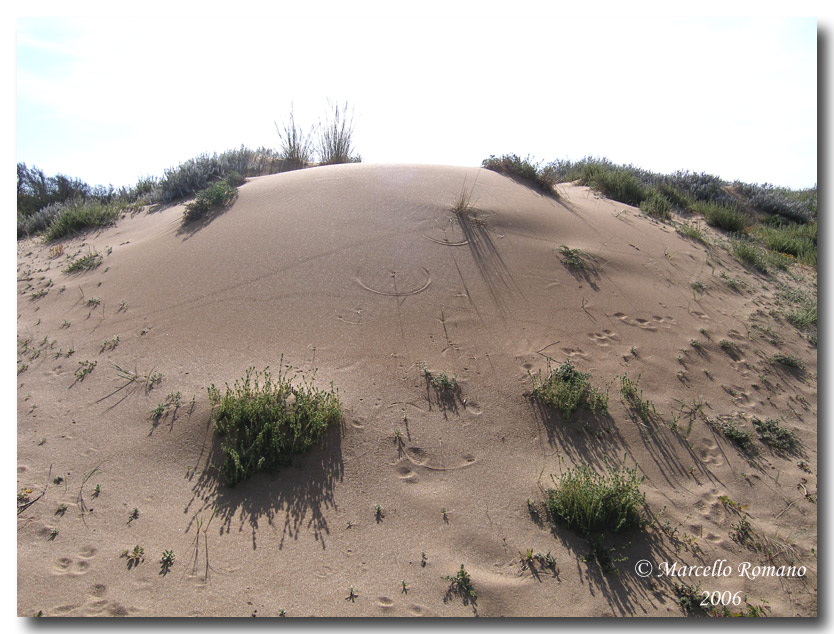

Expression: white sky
xmin=14 ymin=7 xmax=822 ymax=190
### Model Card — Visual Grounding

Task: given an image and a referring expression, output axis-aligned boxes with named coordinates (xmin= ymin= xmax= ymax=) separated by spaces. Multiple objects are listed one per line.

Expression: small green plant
xmin=53 ymin=475 xmax=64 ymax=485
xmin=619 ymin=374 xmax=656 ymax=424
xmin=731 ymin=237 xmax=769 ymax=273
xmin=530 ymin=359 xmax=608 ymax=418
xmin=374 ymin=504 xmax=384 ymax=521
xmin=64 ymin=250 xmax=102 ymax=274
xmin=55 ymin=503 xmax=68 ymax=516
xmin=93 ymin=483 xmax=101 ymax=497
xmin=345 ymin=586 xmax=358 ymax=602
xmin=691 ymin=280 xmax=706 ymax=293
xmin=714 ymin=418 xmax=754 ymax=451
xmin=730 ymin=516 xmax=753 ymax=545
xmin=207 ymin=362 xmax=342 ymax=486
xmin=182 ymin=179 xmax=239 ymax=223
xmin=49 ymin=527 xmax=59 ymax=540
xmin=558 ymin=244 xmax=593 ymax=270
xmin=752 ymin=417 xmax=798 ymax=453
xmin=676 ymin=221 xmax=706 ymax=243
xmin=73 ymin=360 xmax=96 ymax=381
xmin=128 ymin=507 xmax=139 ymax=524
xmin=771 ymin=353 xmax=804 ymax=370
xmin=689 ymin=339 xmax=702 ymax=350
xmin=673 ymin=581 xmax=706 ymax=615
xmin=544 ymin=459 xmax=645 ymax=535
xmin=442 ymin=564 xmax=477 ymax=601
xmin=160 ymin=550 xmax=175 ymax=571
xmin=401 ymin=580 xmax=409 ymax=594
xmin=100 ymin=335 xmax=120 ymax=353
xmin=121 ymin=545 xmax=145 ymax=569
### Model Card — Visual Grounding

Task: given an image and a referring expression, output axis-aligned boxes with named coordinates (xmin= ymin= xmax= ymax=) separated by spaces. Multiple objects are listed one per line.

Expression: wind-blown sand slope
xmin=17 ymin=164 xmax=817 ymax=616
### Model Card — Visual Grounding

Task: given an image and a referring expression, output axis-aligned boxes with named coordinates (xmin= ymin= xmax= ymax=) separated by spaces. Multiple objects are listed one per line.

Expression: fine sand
xmin=17 ymin=164 xmax=817 ymax=616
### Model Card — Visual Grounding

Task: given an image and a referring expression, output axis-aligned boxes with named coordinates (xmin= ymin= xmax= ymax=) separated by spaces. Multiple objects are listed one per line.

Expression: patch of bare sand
xmin=17 ymin=164 xmax=816 ymax=616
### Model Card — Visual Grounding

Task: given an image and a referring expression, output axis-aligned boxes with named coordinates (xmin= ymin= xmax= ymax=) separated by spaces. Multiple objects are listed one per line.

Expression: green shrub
xmin=580 ymin=163 xmax=647 ymax=206
xmin=45 ymin=199 xmax=136 ymax=241
xmin=545 ymin=461 xmax=645 ymax=535
xmin=182 ymin=180 xmax=238 ymax=223
xmin=639 ymin=190 xmax=672 ymax=220
xmin=752 ymin=417 xmax=798 ymax=452
xmin=530 ymin=359 xmax=608 ymax=418
xmin=693 ymin=200 xmax=750 ymax=232
xmin=207 ymin=364 xmax=342 ymax=486
xmin=754 ymin=221 xmax=816 ymax=267
xmin=731 ymin=237 xmax=769 ymax=273
xmin=481 ymin=154 xmax=556 ymax=194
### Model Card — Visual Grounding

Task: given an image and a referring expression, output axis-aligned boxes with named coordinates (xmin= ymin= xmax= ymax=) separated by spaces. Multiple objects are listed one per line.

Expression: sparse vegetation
xmin=317 ymin=100 xmax=360 ymax=165
xmin=64 ymin=250 xmax=102 ymax=274
xmin=207 ymin=363 xmax=342 ymax=486
xmin=74 ymin=360 xmax=96 ymax=381
xmin=121 ymin=545 xmax=145 ymax=569
xmin=693 ymin=200 xmax=750 ymax=232
xmin=771 ymin=353 xmax=804 ymax=370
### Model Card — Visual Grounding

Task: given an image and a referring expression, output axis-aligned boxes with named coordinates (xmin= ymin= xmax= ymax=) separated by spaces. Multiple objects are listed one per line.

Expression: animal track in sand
xmin=356 ymin=266 xmax=431 ymax=297
xmin=693 ymin=488 xmax=728 ymax=526
xmin=560 ymin=347 xmax=589 ymax=361
xmin=613 ymin=312 xmax=677 ymax=332
xmin=408 ymin=603 xmax=436 ymax=616
xmin=401 ymin=447 xmax=477 ymax=471
xmin=696 ymin=437 xmax=724 ymax=467
xmin=395 ymin=464 xmax=419 ymax=483
xmin=52 ymin=545 xmax=98 ymax=576
xmin=587 ymin=329 xmax=620 ymax=347
xmin=376 ymin=597 xmax=395 ymax=609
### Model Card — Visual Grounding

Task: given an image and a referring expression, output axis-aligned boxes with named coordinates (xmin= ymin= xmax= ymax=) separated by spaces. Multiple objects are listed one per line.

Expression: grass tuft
xmin=481 ymin=154 xmax=556 ymax=194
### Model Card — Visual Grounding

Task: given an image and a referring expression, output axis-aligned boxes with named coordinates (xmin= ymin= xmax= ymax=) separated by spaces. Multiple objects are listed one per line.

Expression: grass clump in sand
xmin=182 ymin=176 xmax=239 ymax=224
xmin=45 ymin=199 xmax=138 ymax=242
xmin=693 ymin=200 xmax=750 ymax=233
xmin=639 ymin=190 xmax=672 ymax=220
xmin=530 ymin=359 xmax=608 ymax=419
xmin=317 ymin=100 xmax=360 ymax=165
xmin=64 ymin=249 xmax=102 ymax=274
xmin=481 ymin=154 xmax=556 ymax=194
xmin=544 ymin=460 xmax=645 ymax=535
xmin=207 ymin=362 xmax=342 ymax=486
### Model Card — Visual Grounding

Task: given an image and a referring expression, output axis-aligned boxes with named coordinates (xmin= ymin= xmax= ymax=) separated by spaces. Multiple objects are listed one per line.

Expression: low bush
xmin=752 ymin=417 xmax=798 ymax=453
xmin=754 ymin=221 xmax=816 ymax=267
xmin=639 ymin=190 xmax=672 ymax=220
xmin=45 ymin=199 xmax=138 ymax=241
xmin=207 ymin=364 xmax=342 ymax=486
xmin=182 ymin=179 xmax=239 ymax=223
xmin=545 ymin=461 xmax=645 ymax=535
xmin=317 ymin=101 xmax=360 ymax=165
xmin=530 ymin=359 xmax=608 ymax=418
xmin=731 ymin=237 xmax=769 ymax=273
xmin=693 ymin=200 xmax=750 ymax=233
xmin=482 ymin=154 xmax=556 ymax=194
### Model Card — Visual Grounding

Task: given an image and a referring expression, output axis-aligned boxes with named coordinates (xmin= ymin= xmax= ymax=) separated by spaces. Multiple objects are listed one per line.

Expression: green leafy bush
xmin=545 ymin=461 xmax=645 ymax=535
xmin=530 ymin=359 xmax=608 ymax=418
xmin=481 ymin=154 xmax=556 ymax=194
xmin=207 ymin=364 xmax=342 ymax=486
xmin=45 ymin=199 xmax=138 ymax=241
xmin=693 ymin=200 xmax=750 ymax=232
xmin=182 ymin=179 xmax=239 ymax=223
xmin=752 ymin=417 xmax=798 ymax=453
xmin=639 ymin=190 xmax=672 ymax=220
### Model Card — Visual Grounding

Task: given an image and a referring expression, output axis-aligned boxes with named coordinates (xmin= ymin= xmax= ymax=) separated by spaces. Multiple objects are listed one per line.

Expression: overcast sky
xmin=14 ymin=11 xmax=822 ymax=190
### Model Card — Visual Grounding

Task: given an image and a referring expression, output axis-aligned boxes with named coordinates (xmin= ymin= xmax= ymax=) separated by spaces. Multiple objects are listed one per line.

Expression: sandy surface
xmin=16 ymin=164 xmax=817 ymax=616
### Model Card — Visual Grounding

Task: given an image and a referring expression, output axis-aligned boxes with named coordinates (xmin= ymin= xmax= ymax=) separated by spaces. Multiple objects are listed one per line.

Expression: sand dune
xmin=17 ymin=164 xmax=817 ymax=616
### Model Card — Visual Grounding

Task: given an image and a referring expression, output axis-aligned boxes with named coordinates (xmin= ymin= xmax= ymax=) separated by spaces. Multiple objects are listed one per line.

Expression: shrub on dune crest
xmin=317 ymin=100 xmax=360 ymax=165
xmin=181 ymin=175 xmax=241 ymax=224
xmin=481 ymin=154 xmax=557 ymax=194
